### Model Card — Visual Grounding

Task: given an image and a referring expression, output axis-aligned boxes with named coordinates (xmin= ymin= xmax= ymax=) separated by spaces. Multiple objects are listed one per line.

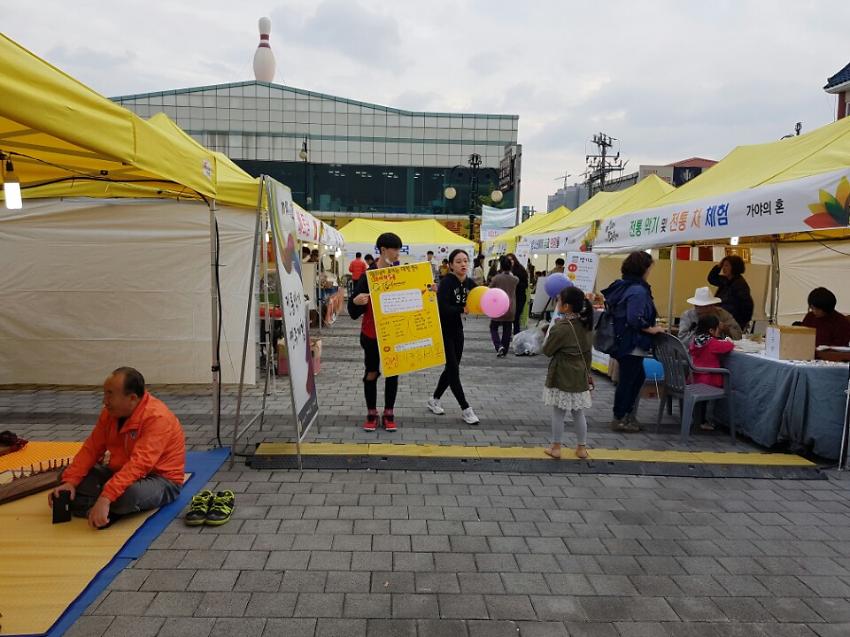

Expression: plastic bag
xmin=512 ymin=325 xmax=547 ymax=356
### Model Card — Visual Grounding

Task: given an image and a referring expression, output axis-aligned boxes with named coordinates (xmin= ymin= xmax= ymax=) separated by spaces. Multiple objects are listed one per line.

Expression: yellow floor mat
xmin=255 ymin=442 xmax=815 ymax=467
xmin=0 ymin=490 xmax=156 ymax=635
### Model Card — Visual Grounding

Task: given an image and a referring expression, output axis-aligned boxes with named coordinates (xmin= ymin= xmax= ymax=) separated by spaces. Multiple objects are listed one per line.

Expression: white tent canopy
xmin=0 ymin=198 xmax=256 ymax=385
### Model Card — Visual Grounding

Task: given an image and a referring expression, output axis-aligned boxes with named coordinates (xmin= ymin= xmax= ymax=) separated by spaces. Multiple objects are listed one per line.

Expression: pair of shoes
xmin=426 ymin=397 xmax=445 ymax=415
xmin=609 ymin=418 xmax=640 ymax=433
xmin=544 ymin=445 xmax=561 ymax=459
xmin=185 ymin=490 xmax=235 ymax=526
xmin=699 ymin=422 xmax=716 ymax=432
xmin=496 ymin=347 xmax=507 ymax=358
xmin=382 ymin=412 xmax=397 ymax=432
xmin=462 ymin=407 xmax=480 ymax=425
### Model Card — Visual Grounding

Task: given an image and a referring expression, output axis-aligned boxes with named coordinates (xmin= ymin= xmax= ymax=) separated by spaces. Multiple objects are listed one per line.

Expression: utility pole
xmin=585 ymin=133 xmax=625 ymax=195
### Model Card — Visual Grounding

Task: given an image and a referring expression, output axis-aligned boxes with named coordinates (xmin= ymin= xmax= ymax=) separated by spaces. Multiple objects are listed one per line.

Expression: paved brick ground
xmin=3 ymin=316 xmax=850 ymax=636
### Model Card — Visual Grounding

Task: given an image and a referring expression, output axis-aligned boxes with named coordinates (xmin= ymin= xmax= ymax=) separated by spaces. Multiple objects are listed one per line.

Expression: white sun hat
xmin=687 ymin=286 xmax=722 ymax=306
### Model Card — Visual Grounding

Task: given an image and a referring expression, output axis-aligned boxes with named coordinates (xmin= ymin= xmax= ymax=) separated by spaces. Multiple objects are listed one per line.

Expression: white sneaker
xmin=461 ymin=407 xmax=480 ymax=425
xmin=427 ymin=397 xmax=445 ymax=415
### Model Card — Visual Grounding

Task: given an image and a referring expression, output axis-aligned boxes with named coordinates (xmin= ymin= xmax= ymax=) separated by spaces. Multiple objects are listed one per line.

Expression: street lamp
xmin=443 ymin=153 xmax=503 ymax=241
xmin=299 ymin=137 xmax=311 ymax=209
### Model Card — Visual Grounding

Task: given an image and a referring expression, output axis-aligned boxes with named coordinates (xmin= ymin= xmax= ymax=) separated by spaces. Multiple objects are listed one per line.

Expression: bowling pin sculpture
xmin=253 ymin=17 xmax=276 ymax=82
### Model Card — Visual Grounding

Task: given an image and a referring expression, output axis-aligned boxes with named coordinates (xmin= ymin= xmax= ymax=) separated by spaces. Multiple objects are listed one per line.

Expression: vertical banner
xmin=366 ymin=263 xmax=446 ymax=376
xmin=514 ymin=238 xmax=531 ymax=264
xmin=267 ymin=179 xmax=319 ymax=436
xmin=565 ymin=251 xmax=600 ymax=292
xmin=480 ymin=206 xmax=517 ymax=242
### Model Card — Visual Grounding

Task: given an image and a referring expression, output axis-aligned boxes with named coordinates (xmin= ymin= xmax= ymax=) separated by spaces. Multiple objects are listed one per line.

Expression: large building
xmin=824 ymin=61 xmax=850 ymax=120
xmin=112 ymin=81 xmax=520 ymax=233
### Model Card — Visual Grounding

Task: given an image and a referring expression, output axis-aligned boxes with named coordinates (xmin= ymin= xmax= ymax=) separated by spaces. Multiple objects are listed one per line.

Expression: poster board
xmin=565 ymin=251 xmax=599 ymax=293
xmin=267 ymin=180 xmax=319 ymax=437
xmin=366 ymin=263 xmax=445 ymax=376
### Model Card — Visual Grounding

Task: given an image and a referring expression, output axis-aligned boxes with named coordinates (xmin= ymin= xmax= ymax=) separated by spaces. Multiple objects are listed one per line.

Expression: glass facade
xmin=112 ymin=81 xmax=519 ymax=215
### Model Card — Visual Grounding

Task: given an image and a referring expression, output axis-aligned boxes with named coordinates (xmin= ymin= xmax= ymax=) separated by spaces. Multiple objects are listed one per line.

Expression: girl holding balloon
xmin=427 ymin=249 xmax=481 ymax=425
xmin=541 ymin=285 xmax=595 ymax=460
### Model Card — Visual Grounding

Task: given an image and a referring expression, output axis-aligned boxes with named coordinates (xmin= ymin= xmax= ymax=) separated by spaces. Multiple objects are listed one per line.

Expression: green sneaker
xmin=185 ymin=490 xmax=214 ymax=526
xmin=205 ymin=490 xmax=235 ymax=526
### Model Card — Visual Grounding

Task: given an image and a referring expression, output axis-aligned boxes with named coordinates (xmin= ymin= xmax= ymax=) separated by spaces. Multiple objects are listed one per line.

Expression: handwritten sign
xmin=565 ymin=251 xmax=599 ymax=292
xmin=367 ymin=263 xmax=445 ymax=376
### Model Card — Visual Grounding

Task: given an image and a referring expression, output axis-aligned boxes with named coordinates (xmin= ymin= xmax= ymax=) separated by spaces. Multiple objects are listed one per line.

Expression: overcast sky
xmin=5 ymin=0 xmax=848 ymax=212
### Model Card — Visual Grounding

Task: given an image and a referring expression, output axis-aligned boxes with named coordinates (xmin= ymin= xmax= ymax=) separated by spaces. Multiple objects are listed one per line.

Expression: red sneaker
xmin=362 ymin=416 xmax=378 ymax=432
xmin=382 ymin=412 xmax=397 ymax=432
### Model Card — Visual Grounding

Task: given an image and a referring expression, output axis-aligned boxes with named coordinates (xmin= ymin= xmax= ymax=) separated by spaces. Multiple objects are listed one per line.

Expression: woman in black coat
xmin=507 ymin=253 xmax=529 ymax=335
xmin=707 ymin=255 xmax=754 ymax=330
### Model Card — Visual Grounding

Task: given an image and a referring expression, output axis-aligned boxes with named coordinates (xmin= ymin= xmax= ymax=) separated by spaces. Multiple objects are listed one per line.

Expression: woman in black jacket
xmin=707 ymin=255 xmax=753 ymax=330
xmin=427 ymin=249 xmax=480 ymax=425
xmin=507 ymin=253 xmax=529 ymax=335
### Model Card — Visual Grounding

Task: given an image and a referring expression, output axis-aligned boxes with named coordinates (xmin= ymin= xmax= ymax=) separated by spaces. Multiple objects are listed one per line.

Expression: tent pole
xmin=840 ymin=367 xmax=850 ymax=471
xmin=667 ymin=245 xmax=678 ymax=327
xmin=768 ymin=240 xmax=780 ymax=324
xmin=232 ymin=178 xmax=265 ymax=467
xmin=209 ymin=199 xmax=221 ymax=454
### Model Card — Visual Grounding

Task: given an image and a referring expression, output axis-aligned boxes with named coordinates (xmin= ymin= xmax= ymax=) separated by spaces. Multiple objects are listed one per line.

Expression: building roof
xmin=112 ymin=80 xmax=518 ymax=120
xmin=824 ymin=61 xmax=850 ymax=92
xmin=669 ymin=157 xmax=717 ymax=169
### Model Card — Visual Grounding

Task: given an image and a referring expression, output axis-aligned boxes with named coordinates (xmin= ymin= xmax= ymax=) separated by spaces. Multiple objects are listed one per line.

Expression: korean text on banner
xmin=367 ymin=263 xmax=446 ymax=376
xmin=268 ymin=181 xmax=319 ymax=433
xmin=565 ymin=251 xmax=600 ymax=292
xmin=481 ymin=206 xmax=517 ymax=241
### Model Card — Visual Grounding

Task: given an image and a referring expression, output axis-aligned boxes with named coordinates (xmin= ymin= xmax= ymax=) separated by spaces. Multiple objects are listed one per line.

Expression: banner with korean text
xmin=523 ymin=226 xmax=589 ymax=255
xmin=565 ymin=251 xmax=600 ymax=292
xmin=593 ymin=168 xmax=850 ymax=252
xmin=481 ymin=206 xmax=517 ymax=242
xmin=267 ymin=180 xmax=319 ymax=435
xmin=366 ymin=263 xmax=446 ymax=376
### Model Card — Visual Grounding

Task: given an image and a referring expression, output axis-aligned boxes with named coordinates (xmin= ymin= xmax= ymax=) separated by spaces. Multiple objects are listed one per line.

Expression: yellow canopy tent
xmin=484 ymin=205 xmax=573 ymax=255
xmin=340 ymin=218 xmax=473 ymax=263
xmin=523 ymin=175 xmax=676 ymax=254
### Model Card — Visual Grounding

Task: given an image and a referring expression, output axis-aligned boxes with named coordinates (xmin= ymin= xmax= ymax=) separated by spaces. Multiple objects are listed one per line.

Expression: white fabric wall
xmin=0 ymin=199 xmax=256 ymax=385
xmin=751 ymin=241 xmax=850 ymax=324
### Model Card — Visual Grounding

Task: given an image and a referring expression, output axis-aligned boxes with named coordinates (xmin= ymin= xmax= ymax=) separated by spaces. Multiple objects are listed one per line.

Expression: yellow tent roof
xmin=647 ymin=115 xmax=850 ymax=207
xmin=527 ymin=175 xmax=675 ymax=236
xmin=0 ymin=34 xmax=258 ymax=207
xmin=487 ymin=206 xmax=573 ymax=245
xmin=340 ymin=219 xmax=474 ymax=247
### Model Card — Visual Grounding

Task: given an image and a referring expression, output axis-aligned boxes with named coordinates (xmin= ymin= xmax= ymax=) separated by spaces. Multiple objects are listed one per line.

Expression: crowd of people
xmin=347 ymin=239 xmax=850 ymax=455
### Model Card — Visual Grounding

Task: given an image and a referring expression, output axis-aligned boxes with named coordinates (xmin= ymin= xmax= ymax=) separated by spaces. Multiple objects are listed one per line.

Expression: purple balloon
xmin=481 ymin=288 xmax=510 ymax=318
xmin=544 ymin=273 xmax=573 ymax=298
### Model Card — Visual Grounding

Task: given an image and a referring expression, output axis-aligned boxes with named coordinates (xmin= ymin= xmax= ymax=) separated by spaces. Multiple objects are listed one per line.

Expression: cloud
xmin=272 ymin=0 xmax=404 ymax=71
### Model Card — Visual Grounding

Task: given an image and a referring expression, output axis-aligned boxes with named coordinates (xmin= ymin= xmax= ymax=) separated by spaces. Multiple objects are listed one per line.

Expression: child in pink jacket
xmin=689 ymin=314 xmax=734 ymax=431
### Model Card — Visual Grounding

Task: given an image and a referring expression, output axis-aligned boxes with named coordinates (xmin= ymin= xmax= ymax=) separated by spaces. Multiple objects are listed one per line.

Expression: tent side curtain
xmin=591 ymin=116 xmax=850 ymax=253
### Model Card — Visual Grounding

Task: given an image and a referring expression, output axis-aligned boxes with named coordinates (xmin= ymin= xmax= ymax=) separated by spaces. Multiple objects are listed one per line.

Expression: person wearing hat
xmin=678 ymin=287 xmax=742 ymax=347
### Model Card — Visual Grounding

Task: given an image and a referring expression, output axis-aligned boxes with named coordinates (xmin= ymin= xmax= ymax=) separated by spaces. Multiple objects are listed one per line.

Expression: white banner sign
xmin=515 ymin=238 xmax=531 ymax=264
xmin=524 ymin=226 xmax=590 ymax=255
xmin=565 ymin=251 xmax=599 ymax=292
xmin=593 ymin=168 xmax=850 ymax=252
xmin=268 ymin=180 xmax=319 ymax=435
xmin=481 ymin=205 xmax=517 ymax=240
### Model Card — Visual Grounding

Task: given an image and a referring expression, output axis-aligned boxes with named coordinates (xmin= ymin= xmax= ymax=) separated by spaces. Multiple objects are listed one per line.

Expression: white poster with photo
xmin=267 ymin=179 xmax=319 ymax=435
xmin=565 ymin=251 xmax=600 ymax=292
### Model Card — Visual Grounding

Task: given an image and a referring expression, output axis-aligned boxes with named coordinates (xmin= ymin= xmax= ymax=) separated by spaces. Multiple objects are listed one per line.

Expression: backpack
xmin=593 ymin=305 xmax=617 ymax=356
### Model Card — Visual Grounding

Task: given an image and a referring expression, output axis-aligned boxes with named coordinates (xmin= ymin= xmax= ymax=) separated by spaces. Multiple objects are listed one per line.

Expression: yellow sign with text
xmin=366 ymin=263 xmax=445 ymax=377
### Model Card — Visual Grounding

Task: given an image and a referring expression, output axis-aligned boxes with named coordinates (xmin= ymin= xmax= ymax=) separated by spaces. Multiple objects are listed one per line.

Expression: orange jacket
xmin=62 ymin=392 xmax=186 ymax=502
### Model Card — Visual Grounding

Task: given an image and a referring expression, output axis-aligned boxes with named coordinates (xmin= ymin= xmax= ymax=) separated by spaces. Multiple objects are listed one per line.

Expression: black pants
xmin=613 ymin=354 xmax=646 ymax=420
xmin=513 ymin=291 xmax=527 ymax=335
xmin=434 ymin=329 xmax=469 ymax=410
xmin=68 ymin=464 xmax=181 ymax=518
xmin=490 ymin=321 xmax=513 ymax=352
xmin=360 ymin=333 xmax=398 ymax=411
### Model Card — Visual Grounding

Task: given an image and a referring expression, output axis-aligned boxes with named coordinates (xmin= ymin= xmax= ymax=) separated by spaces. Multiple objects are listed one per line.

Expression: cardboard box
xmin=277 ymin=337 xmax=322 ymax=376
xmin=765 ymin=325 xmax=816 ymax=361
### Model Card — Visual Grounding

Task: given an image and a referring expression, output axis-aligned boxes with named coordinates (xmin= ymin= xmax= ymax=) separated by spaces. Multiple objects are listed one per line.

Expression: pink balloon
xmin=481 ymin=288 xmax=510 ymax=319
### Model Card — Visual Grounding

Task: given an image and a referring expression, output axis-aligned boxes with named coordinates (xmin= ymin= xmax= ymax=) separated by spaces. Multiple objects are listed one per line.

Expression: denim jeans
xmin=613 ymin=354 xmax=646 ymax=420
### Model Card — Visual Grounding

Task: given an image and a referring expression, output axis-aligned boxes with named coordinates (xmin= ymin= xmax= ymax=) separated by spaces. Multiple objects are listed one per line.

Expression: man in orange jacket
xmin=49 ymin=367 xmax=186 ymax=529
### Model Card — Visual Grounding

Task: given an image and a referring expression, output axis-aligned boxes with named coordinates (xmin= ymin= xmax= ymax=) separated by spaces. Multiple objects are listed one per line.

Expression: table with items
xmin=712 ymin=339 xmax=848 ymax=459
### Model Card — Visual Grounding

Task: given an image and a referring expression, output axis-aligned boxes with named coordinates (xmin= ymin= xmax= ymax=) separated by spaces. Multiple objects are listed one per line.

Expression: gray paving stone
xmin=93 ymin=591 xmax=156 ymax=616
xmin=293 ymin=593 xmax=345 ymax=618
xmin=365 ymin=619 xmax=417 ymax=637
xmin=466 ymin=620 xmax=520 ymax=637
xmin=315 ymin=618 xmax=367 ymax=637
xmin=564 ymin=623 xmax=620 ymax=637
xmin=186 ymin=570 xmax=239 ymax=592
xmin=439 ymin=594 xmax=489 ymax=619
xmin=416 ymin=619 xmax=469 ymax=637
xmin=101 ymin=617 xmax=164 ymax=637
xmin=667 ymin=597 xmax=728 ymax=622
xmin=392 ymin=593 xmax=440 ymax=619
xmin=145 ymin=591 xmax=203 ymax=617
xmin=139 ymin=569 xmax=195 ymax=592
xmin=261 ymin=618 xmax=316 ymax=637
xmin=209 ymin=618 xmax=266 ymax=637
xmin=194 ymin=592 xmax=251 ymax=617
xmin=234 ymin=570 xmax=283 ymax=592
xmin=243 ymin=592 xmax=298 ymax=617
xmin=156 ymin=617 xmax=216 ymax=637
xmin=484 ymin=594 xmax=537 ymax=620
xmin=64 ymin=615 xmax=114 ymax=637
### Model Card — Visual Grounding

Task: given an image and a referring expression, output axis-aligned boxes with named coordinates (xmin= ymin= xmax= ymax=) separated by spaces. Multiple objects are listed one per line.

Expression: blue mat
xmin=40 ymin=447 xmax=230 ymax=637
